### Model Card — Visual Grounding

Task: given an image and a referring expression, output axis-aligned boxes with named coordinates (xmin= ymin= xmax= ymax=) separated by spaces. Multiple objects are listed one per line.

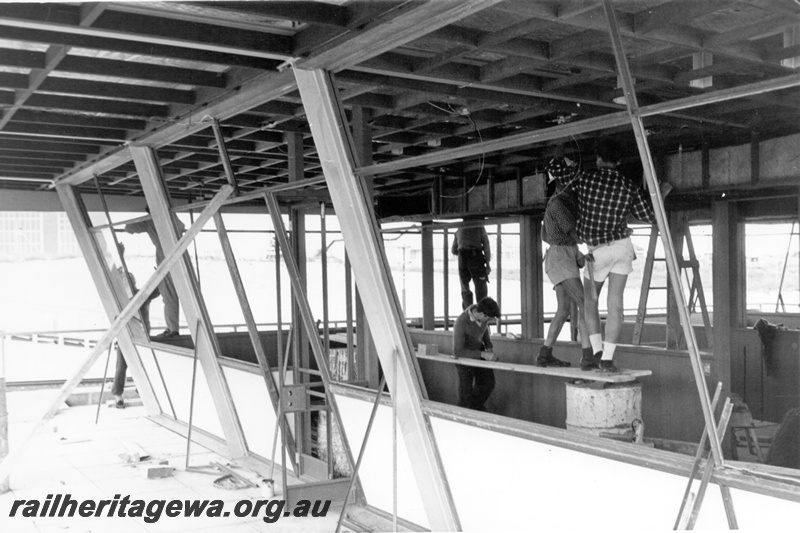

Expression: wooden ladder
xmin=632 ymin=223 xmax=712 ymax=349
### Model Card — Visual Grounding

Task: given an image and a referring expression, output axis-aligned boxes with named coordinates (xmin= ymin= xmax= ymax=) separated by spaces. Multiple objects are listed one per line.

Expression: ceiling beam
xmin=179 ymin=1 xmax=352 ymax=28
xmin=520 ymin=2 xmax=790 ymax=71
xmin=297 ymin=0 xmax=505 ymax=71
xmin=634 ymin=0 xmax=730 ymax=35
xmin=39 ymin=78 xmax=196 ymax=105
xmin=0 ymin=24 xmax=270 ymax=69
xmin=0 ymin=135 xmax=101 ymax=154
xmin=25 ymin=94 xmax=169 ymax=118
xmin=707 ymin=14 xmax=796 ymax=47
xmin=357 ymin=71 xmax=800 ymax=177
xmin=52 ymin=1 xmax=510 ymax=188
xmin=57 ymin=56 xmax=228 ymax=88
xmin=0 ymin=2 xmax=106 ymax=132
xmin=0 ymin=3 xmax=291 ymax=61
xmin=10 ymin=110 xmax=145 ymax=131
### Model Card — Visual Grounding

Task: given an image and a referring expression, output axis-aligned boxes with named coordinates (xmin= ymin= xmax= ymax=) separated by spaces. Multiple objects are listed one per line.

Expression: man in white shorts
xmin=547 ymin=138 xmax=659 ymax=372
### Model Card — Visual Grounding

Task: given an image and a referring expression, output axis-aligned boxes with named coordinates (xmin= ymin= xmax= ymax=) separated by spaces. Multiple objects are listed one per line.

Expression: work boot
xmin=581 ymin=348 xmax=600 ymax=371
xmin=152 ymin=329 xmax=178 ymax=340
xmin=599 ymin=359 xmax=620 ymax=373
xmin=536 ymin=345 xmax=571 ymax=367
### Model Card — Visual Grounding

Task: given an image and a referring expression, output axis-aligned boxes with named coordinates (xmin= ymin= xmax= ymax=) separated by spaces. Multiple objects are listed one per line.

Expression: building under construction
xmin=0 ymin=1 xmax=799 ymax=530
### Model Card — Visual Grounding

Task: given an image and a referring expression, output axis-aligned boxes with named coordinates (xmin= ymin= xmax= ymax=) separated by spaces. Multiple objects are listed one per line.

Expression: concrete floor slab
xmin=0 ymin=390 xmax=348 ymax=532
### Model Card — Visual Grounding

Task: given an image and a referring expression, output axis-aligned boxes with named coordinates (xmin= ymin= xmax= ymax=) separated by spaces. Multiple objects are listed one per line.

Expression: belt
xmin=458 ymin=248 xmax=483 ymax=255
xmin=589 ymin=235 xmax=628 ymax=250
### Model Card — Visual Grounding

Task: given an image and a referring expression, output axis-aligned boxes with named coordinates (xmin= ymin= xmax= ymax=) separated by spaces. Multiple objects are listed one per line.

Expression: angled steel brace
xmin=211 ymin=118 xmax=240 ymax=196
xmin=602 ymin=0 xmax=723 ymax=463
xmin=601 ymin=0 xmax=736 ymax=527
xmin=263 ymin=191 xmax=363 ymax=499
xmin=294 ymin=67 xmax=461 ymax=531
xmin=131 ymin=145 xmax=248 ymax=457
xmin=213 ymin=211 xmax=299 ymax=473
xmin=335 ymin=373 xmax=388 ymax=533
xmin=675 ymin=382 xmax=723 ymax=527
xmin=680 ymin=399 xmax=736 ymax=529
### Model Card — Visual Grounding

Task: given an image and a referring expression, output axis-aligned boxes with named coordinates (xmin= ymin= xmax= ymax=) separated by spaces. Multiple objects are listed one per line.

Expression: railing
xmin=5 ymin=303 xmax=796 ymax=353
xmin=0 ymin=328 xmax=104 ymax=349
xmin=0 ymin=309 xmax=668 ymax=350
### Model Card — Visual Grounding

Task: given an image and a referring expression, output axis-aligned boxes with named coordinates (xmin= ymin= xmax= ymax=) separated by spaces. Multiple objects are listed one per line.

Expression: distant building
xmin=0 ymin=212 xmax=81 ymax=260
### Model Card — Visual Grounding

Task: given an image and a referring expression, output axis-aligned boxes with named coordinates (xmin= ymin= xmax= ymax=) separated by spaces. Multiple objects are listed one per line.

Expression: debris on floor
xmin=141 ymin=464 xmax=174 ymax=479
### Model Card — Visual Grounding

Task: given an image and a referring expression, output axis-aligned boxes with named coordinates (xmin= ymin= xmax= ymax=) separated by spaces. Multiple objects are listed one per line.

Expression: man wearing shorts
xmin=547 ymin=138 xmax=658 ymax=372
xmin=539 ymin=179 xmax=592 ymax=368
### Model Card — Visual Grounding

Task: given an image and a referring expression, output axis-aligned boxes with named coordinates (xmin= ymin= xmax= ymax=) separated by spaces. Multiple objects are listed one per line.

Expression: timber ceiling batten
xmin=0 ymin=1 xmax=796 ymax=207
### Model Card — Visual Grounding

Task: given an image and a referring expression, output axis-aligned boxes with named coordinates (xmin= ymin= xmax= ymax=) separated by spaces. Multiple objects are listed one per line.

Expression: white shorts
xmin=585 ymin=237 xmax=635 ymax=283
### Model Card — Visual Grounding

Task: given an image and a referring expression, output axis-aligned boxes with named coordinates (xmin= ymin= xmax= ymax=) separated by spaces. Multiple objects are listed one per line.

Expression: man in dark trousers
xmin=111 ymin=243 xmax=157 ymax=408
xmin=125 ymin=206 xmax=185 ymax=339
xmin=453 ymin=296 xmax=501 ymax=411
xmin=451 ymin=220 xmax=492 ymax=309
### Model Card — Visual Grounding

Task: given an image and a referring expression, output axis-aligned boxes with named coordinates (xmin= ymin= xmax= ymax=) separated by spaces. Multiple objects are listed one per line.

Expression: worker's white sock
xmin=602 ymin=342 xmax=617 ymax=361
xmin=590 ymin=334 xmax=603 ymax=355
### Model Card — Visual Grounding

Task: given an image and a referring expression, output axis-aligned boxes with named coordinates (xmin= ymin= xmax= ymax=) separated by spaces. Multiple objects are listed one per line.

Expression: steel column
xmin=294 ymin=67 xmax=460 ymax=531
xmin=352 ymin=106 xmax=380 ymax=388
xmin=520 ymin=215 xmax=544 ymax=339
xmin=422 ymin=223 xmax=435 ymax=330
xmin=443 ymin=228 xmax=450 ymax=330
xmin=130 ymin=145 xmax=248 ymax=458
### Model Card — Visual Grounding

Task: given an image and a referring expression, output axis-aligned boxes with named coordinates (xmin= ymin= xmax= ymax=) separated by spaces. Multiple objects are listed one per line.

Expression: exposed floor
xmin=0 ymin=389 xmax=348 ymax=532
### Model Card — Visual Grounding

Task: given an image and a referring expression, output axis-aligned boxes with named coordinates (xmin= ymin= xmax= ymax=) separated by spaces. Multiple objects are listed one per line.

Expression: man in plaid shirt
xmin=547 ymin=138 xmax=657 ymax=372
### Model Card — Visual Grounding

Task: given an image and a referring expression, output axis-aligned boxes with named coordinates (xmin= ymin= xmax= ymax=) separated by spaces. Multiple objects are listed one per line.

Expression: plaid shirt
xmin=543 ymin=192 xmax=579 ymax=246
xmin=546 ymin=158 xmax=656 ymax=246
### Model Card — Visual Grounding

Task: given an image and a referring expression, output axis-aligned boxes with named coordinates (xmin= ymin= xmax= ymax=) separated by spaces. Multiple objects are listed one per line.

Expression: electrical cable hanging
xmin=422 ymin=102 xmax=486 ymax=200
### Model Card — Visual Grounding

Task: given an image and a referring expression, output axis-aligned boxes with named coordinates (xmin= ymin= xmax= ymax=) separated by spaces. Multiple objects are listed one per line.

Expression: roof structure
xmin=0 ymin=0 xmax=799 ymax=211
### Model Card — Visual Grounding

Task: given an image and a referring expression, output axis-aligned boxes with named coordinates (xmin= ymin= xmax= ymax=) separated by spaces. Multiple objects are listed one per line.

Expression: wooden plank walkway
xmin=416 ymin=353 xmax=652 ymax=383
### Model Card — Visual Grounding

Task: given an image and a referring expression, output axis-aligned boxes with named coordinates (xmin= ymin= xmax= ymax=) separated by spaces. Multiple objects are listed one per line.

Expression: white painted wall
xmin=141 ymin=348 xmax=224 ymax=438
xmin=139 ymin=350 xmax=294 ymax=465
xmin=335 ymin=393 xmax=800 ymax=531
